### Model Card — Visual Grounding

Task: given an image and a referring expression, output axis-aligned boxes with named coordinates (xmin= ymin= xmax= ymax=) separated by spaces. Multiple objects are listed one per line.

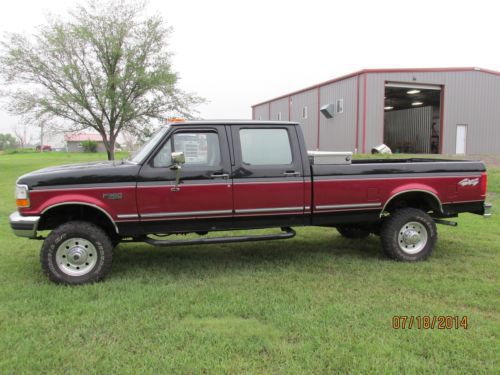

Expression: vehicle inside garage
xmin=383 ymin=83 xmax=441 ymax=154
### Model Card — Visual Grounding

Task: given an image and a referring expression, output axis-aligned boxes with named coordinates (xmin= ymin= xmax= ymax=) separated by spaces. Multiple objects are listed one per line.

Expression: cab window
xmin=239 ymin=128 xmax=292 ymax=165
xmin=153 ymin=131 xmax=221 ymax=168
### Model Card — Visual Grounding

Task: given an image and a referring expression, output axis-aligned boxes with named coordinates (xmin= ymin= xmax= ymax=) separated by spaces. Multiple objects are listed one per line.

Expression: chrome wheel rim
xmin=55 ymin=238 xmax=97 ymax=276
xmin=397 ymin=221 xmax=428 ymax=254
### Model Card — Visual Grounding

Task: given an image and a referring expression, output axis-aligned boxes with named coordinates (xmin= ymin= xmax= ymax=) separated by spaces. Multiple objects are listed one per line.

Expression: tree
xmin=13 ymin=124 xmax=32 ymax=148
xmin=0 ymin=0 xmax=203 ymax=160
xmin=121 ymin=130 xmax=139 ymax=152
xmin=0 ymin=133 xmax=18 ymax=150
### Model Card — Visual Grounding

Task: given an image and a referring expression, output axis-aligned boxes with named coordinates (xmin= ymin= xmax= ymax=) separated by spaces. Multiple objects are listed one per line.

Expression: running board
xmin=434 ymin=218 xmax=458 ymax=227
xmin=139 ymin=227 xmax=296 ymax=247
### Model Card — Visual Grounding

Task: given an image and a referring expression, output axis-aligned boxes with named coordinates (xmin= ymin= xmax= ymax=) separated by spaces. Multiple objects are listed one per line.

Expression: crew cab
xmin=9 ymin=121 xmax=491 ymax=284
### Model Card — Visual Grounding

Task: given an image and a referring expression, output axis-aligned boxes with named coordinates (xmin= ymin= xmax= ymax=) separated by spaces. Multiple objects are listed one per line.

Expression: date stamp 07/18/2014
xmin=392 ymin=315 xmax=468 ymax=330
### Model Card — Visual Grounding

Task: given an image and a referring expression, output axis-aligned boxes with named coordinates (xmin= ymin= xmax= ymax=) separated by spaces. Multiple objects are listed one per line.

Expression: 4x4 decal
xmin=458 ymin=178 xmax=479 ymax=187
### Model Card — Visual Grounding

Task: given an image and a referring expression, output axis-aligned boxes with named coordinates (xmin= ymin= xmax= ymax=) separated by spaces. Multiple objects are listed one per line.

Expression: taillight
xmin=480 ymin=172 xmax=488 ymax=197
xmin=15 ymin=184 xmax=30 ymax=208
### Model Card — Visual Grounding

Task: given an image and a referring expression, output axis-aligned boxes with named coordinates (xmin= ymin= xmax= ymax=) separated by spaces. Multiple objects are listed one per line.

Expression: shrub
xmin=0 ymin=133 xmax=18 ymax=150
xmin=81 ymin=140 xmax=98 ymax=153
xmin=5 ymin=148 xmax=37 ymax=155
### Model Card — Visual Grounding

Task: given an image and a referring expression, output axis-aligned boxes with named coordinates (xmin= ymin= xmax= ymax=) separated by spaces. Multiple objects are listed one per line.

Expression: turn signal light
xmin=15 ymin=184 xmax=30 ymax=208
xmin=16 ymin=198 xmax=30 ymax=208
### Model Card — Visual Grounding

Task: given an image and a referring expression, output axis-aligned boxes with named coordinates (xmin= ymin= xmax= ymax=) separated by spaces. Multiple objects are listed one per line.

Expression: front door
xmin=230 ymin=125 xmax=306 ymax=227
xmin=137 ymin=125 xmax=233 ymax=233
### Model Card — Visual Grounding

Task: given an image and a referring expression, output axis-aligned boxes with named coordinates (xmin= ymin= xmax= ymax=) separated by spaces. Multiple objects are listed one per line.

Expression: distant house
xmin=65 ymin=133 xmax=107 ymax=152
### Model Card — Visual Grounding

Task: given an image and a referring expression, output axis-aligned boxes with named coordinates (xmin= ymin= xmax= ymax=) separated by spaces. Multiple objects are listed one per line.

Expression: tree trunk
xmin=106 ymin=135 xmax=115 ymax=160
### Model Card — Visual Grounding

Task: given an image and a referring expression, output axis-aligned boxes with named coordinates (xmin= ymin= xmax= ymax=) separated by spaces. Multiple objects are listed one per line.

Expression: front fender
xmin=38 ymin=195 xmax=114 ymax=217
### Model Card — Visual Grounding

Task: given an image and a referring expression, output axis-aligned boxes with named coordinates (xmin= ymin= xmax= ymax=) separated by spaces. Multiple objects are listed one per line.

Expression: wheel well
xmin=383 ymin=191 xmax=442 ymax=215
xmin=38 ymin=204 xmax=118 ymax=236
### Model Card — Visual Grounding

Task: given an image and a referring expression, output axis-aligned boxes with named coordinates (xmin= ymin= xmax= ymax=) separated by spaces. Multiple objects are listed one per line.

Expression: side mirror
xmin=171 ymin=151 xmax=185 ymax=165
xmin=170 ymin=151 xmax=185 ymax=191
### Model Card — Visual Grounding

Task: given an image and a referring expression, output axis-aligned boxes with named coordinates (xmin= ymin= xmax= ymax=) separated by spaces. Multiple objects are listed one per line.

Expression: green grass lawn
xmin=0 ymin=152 xmax=498 ymax=374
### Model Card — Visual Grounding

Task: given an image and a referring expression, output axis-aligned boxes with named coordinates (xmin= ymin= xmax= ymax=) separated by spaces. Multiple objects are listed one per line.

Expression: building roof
xmin=252 ymin=67 xmax=500 ymax=107
xmin=65 ymin=133 xmax=103 ymax=142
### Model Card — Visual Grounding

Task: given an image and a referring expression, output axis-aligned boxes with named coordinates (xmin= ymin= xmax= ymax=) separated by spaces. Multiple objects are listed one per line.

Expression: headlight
xmin=15 ymin=184 xmax=30 ymax=208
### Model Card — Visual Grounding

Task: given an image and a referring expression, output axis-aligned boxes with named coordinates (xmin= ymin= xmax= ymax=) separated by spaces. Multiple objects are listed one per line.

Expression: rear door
xmin=137 ymin=125 xmax=233 ymax=232
xmin=230 ymin=125 xmax=306 ymax=227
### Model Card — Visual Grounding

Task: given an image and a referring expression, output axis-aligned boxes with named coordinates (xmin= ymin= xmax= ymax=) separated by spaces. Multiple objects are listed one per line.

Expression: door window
xmin=153 ymin=131 xmax=221 ymax=167
xmin=239 ymin=128 xmax=292 ymax=165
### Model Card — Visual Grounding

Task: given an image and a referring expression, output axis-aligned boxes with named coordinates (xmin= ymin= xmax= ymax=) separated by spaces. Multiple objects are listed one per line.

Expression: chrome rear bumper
xmin=484 ymin=202 xmax=492 ymax=218
xmin=9 ymin=211 xmax=40 ymax=238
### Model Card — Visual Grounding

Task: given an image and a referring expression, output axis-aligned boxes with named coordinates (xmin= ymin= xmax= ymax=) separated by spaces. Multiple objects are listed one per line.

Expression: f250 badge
xmin=458 ymin=178 xmax=479 ymax=187
xmin=103 ymin=193 xmax=123 ymax=200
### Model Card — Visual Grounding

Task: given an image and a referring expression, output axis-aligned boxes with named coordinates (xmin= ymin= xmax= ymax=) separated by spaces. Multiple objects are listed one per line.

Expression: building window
xmin=277 ymin=112 xmax=282 ymax=121
xmin=302 ymin=106 xmax=308 ymax=119
xmin=336 ymin=99 xmax=344 ymax=114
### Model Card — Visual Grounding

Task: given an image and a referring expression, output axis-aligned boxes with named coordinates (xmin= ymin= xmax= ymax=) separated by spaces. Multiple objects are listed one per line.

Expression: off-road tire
xmin=40 ymin=221 xmax=113 ymax=285
xmin=337 ymin=225 xmax=371 ymax=239
xmin=381 ymin=208 xmax=437 ymax=261
xmin=109 ymin=233 xmax=121 ymax=249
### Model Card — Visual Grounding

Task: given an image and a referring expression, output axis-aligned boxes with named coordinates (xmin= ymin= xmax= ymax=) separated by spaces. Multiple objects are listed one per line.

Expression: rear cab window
xmin=239 ymin=128 xmax=293 ymax=165
xmin=231 ymin=125 xmax=303 ymax=179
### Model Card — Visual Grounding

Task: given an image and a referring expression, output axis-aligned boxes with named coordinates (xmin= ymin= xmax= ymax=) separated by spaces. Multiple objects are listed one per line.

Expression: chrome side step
xmin=139 ymin=227 xmax=296 ymax=247
xmin=434 ymin=218 xmax=458 ymax=227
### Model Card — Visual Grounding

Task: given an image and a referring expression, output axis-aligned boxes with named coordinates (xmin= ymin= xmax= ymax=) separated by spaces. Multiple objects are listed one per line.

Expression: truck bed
xmin=310 ymin=158 xmax=487 ymax=225
xmin=312 ymin=158 xmax=486 ymax=176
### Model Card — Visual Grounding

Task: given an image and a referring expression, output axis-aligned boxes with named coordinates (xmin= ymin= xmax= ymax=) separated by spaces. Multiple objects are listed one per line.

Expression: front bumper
xmin=9 ymin=211 xmax=40 ymax=238
xmin=484 ymin=202 xmax=492 ymax=218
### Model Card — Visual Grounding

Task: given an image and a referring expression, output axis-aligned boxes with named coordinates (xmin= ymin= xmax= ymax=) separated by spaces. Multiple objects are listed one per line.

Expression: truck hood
xmin=17 ymin=160 xmax=142 ymax=189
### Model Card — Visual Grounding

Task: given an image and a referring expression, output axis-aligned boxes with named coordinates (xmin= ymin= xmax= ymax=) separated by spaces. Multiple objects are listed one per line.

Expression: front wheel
xmin=40 ymin=221 xmax=113 ymax=284
xmin=380 ymin=208 xmax=437 ymax=261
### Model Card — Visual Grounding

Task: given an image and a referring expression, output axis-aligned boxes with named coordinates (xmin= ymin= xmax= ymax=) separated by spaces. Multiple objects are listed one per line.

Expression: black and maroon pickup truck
xmin=10 ymin=121 xmax=491 ymax=284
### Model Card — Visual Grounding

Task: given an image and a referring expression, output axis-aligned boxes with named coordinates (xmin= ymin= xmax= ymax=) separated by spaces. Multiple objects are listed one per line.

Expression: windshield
xmin=130 ymin=126 xmax=169 ymax=164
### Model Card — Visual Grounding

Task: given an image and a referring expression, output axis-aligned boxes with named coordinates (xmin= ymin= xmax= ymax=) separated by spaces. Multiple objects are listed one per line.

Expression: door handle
xmin=210 ymin=173 xmax=230 ymax=179
xmin=283 ymin=171 xmax=300 ymax=177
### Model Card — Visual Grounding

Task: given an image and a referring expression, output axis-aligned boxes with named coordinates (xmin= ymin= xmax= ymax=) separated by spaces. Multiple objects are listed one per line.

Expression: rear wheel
xmin=337 ymin=225 xmax=370 ymax=239
xmin=40 ymin=221 xmax=113 ymax=284
xmin=380 ymin=208 xmax=437 ymax=261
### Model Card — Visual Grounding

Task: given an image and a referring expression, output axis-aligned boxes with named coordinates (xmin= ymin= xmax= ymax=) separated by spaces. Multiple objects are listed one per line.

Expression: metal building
xmin=251 ymin=67 xmax=500 ymax=154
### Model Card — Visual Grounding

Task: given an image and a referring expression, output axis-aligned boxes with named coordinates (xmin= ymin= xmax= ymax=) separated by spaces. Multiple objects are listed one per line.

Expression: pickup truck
xmin=9 ymin=121 xmax=491 ymax=284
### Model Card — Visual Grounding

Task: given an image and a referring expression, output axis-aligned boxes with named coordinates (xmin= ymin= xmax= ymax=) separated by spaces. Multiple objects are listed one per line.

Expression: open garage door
xmin=383 ymin=83 xmax=441 ymax=154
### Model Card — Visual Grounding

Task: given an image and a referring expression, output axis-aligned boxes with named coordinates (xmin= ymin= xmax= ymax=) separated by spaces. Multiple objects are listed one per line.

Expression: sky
xmin=0 ymin=0 xmax=499 ymax=140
